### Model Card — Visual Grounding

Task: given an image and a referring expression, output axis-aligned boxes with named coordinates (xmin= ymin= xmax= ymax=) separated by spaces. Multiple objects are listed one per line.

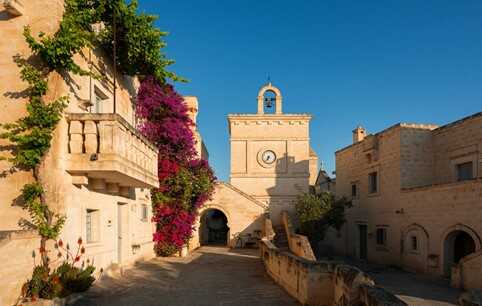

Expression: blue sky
xmin=139 ymin=0 xmax=482 ymax=181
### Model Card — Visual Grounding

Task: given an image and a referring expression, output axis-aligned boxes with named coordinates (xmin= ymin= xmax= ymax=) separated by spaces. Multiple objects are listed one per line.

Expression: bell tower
xmin=227 ymin=83 xmax=314 ymax=224
xmin=257 ymin=82 xmax=283 ymax=114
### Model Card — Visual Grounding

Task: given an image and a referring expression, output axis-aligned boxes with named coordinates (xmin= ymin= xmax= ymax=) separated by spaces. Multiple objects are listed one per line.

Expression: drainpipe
xmin=113 ymin=8 xmax=117 ymax=114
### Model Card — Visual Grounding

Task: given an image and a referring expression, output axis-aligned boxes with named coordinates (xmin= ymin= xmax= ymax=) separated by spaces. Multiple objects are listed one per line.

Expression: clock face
xmin=261 ymin=150 xmax=276 ymax=164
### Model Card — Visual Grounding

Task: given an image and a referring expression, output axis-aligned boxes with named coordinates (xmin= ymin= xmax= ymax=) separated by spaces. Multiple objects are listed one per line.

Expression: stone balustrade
xmin=261 ymin=216 xmax=407 ymax=306
xmin=281 ymin=210 xmax=316 ymax=261
xmin=66 ymin=113 xmax=159 ymax=191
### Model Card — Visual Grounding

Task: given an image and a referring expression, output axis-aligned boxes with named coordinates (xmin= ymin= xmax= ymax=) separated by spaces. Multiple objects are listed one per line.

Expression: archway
xmin=199 ymin=209 xmax=230 ymax=246
xmin=443 ymin=230 xmax=476 ymax=276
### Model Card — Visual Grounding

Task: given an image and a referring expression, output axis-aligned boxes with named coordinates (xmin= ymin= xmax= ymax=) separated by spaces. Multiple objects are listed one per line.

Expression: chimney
xmin=352 ymin=126 xmax=366 ymax=143
xmin=183 ymin=96 xmax=198 ymax=126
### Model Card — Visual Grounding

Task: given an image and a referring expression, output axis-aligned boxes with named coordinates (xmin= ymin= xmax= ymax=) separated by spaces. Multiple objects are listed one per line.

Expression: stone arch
xmin=198 ymin=207 xmax=230 ymax=246
xmin=401 ymin=223 xmax=430 ymax=273
xmin=189 ymin=183 xmax=267 ymax=251
xmin=198 ymin=204 xmax=232 ymax=229
xmin=257 ymin=83 xmax=282 ymax=114
xmin=441 ymin=224 xmax=481 ymax=276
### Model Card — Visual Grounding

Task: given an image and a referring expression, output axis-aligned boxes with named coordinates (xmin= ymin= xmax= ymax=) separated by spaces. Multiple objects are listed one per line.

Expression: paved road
xmin=349 ymin=261 xmax=461 ymax=306
xmin=72 ymin=246 xmax=300 ymax=306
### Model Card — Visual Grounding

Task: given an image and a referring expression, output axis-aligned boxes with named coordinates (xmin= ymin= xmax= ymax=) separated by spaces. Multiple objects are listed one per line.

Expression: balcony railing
xmin=66 ymin=113 xmax=159 ymax=191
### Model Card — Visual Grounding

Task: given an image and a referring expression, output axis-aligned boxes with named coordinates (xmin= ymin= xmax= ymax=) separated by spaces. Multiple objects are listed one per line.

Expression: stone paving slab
xmin=72 ymin=247 xmax=300 ymax=306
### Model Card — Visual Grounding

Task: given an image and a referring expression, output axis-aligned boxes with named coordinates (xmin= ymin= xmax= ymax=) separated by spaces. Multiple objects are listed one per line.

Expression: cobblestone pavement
xmin=71 ymin=246 xmax=300 ymax=306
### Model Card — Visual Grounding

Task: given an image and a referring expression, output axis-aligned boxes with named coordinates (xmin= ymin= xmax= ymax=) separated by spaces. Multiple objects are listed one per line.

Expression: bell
xmin=264 ymin=97 xmax=275 ymax=108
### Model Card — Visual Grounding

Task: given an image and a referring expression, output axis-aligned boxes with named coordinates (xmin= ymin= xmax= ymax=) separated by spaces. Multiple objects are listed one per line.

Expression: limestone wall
xmin=452 ymin=251 xmax=482 ymax=291
xmin=259 ymin=239 xmax=407 ymax=306
xmin=189 ymin=182 xmax=266 ymax=251
xmin=432 ymin=113 xmax=482 ymax=185
xmin=228 ymin=113 xmax=312 ymax=225
xmin=332 ymin=113 xmax=482 ymax=283
xmin=0 ymin=2 xmax=157 ymax=304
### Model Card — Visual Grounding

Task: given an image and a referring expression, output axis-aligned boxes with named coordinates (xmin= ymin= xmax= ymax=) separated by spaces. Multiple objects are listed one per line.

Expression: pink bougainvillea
xmin=136 ymin=76 xmax=216 ymax=256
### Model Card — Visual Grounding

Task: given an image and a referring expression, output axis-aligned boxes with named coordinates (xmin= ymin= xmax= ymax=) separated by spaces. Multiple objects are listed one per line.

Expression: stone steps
xmin=273 ymin=225 xmax=289 ymax=250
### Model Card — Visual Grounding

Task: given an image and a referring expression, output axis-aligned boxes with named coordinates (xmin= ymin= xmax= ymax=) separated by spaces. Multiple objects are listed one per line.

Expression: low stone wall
xmin=0 ymin=231 xmax=41 ymax=306
xmin=260 ymin=238 xmax=407 ymax=306
xmin=281 ymin=211 xmax=316 ymax=261
xmin=452 ymin=251 xmax=482 ymax=291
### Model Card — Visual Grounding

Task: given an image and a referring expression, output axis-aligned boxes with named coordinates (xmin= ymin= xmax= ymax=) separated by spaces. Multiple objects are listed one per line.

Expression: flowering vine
xmin=136 ymin=76 xmax=216 ymax=256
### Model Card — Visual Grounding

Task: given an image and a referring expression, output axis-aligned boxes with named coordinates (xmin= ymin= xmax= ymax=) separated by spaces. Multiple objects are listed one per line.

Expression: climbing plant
xmin=0 ymin=0 xmax=183 ymax=299
xmin=136 ymin=76 xmax=216 ymax=256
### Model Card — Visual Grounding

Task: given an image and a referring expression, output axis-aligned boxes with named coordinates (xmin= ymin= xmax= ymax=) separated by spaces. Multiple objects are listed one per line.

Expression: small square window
xmin=456 ymin=162 xmax=473 ymax=181
xmin=141 ymin=204 xmax=148 ymax=221
xmin=369 ymin=172 xmax=378 ymax=194
xmin=411 ymin=236 xmax=418 ymax=251
xmin=376 ymin=228 xmax=387 ymax=246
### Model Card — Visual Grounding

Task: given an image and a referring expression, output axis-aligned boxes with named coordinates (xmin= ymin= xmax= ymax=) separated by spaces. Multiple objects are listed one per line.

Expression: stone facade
xmin=0 ymin=2 xmax=160 ymax=304
xmin=228 ymin=83 xmax=316 ymax=225
xmin=331 ymin=112 xmax=482 ymax=291
xmin=189 ymin=182 xmax=267 ymax=250
xmin=184 ymin=96 xmax=209 ymax=160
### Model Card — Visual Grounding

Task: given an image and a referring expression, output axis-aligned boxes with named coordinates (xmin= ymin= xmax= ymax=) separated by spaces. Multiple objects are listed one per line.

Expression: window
xmin=376 ymin=228 xmax=387 ymax=246
xmin=86 ymin=209 xmax=100 ymax=243
xmin=141 ymin=204 xmax=148 ymax=221
xmin=368 ymin=172 xmax=378 ymax=194
xmin=351 ymin=183 xmax=358 ymax=198
xmin=456 ymin=162 xmax=473 ymax=181
xmin=92 ymin=87 xmax=108 ymax=113
xmin=411 ymin=236 xmax=418 ymax=251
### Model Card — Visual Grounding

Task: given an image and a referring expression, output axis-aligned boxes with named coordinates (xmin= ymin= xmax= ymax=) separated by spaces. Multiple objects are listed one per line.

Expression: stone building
xmin=189 ymin=83 xmax=318 ymax=250
xmin=331 ymin=112 xmax=482 ymax=291
xmin=314 ymin=168 xmax=336 ymax=194
xmin=184 ymin=96 xmax=209 ymax=160
xmin=0 ymin=1 xmax=187 ymax=304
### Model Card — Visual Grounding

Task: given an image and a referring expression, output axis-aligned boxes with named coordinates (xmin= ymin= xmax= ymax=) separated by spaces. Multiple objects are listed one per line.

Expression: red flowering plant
xmin=136 ymin=76 xmax=216 ymax=256
xmin=21 ymin=238 xmax=98 ymax=301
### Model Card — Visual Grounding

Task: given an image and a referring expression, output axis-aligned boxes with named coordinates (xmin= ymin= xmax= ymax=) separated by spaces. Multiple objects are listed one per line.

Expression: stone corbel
xmin=71 ymin=174 xmax=88 ymax=186
xmin=4 ymin=0 xmax=24 ymax=16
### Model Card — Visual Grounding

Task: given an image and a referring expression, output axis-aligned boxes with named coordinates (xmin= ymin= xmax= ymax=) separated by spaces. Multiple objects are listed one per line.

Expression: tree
xmin=295 ymin=192 xmax=351 ymax=249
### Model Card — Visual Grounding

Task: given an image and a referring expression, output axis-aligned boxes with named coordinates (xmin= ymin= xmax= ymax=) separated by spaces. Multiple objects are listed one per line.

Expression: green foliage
xmin=296 ymin=192 xmax=352 ymax=244
xmin=22 ymin=265 xmax=62 ymax=300
xmin=56 ymin=262 xmax=96 ymax=296
xmin=97 ymin=0 xmax=182 ymax=82
xmin=22 ymin=240 xmax=96 ymax=301
xmin=154 ymin=243 xmax=179 ymax=257
xmin=24 ymin=0 xmax=180 ymax=82
xmin=21 ymin=183 xmax=65 ymax=240
xmin=0 ymin=60 xmax=67 ymax=170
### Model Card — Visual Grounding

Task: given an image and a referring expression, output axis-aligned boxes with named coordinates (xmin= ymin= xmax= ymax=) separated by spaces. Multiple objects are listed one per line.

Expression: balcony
xmin=66 ymin=113 xmax=159 ymax=191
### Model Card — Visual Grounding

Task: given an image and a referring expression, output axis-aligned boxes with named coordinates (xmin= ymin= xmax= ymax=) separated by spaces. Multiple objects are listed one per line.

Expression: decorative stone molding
xmin=4 ymin=0 xmax=24 ymax=16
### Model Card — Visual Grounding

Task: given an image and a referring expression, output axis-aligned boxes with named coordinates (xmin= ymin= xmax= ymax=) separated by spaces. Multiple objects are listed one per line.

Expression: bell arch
xmin=257 ymin=83 xmax=282 ymax=114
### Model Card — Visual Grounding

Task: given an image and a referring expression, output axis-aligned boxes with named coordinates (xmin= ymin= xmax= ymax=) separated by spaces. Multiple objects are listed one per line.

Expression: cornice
xmin=228 ymin=113 xmax=312 ymax=121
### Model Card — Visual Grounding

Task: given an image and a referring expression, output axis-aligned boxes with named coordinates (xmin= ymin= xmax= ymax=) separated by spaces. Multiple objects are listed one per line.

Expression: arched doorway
xmin=200 ymin=209 xmax=230 ymax=246
xmin=444 ymin=230 xmax=476 ymax=276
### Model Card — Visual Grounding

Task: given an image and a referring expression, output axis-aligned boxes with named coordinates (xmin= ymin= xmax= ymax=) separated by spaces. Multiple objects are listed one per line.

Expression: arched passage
xmin=443 ymin=229 xmax=477 ymax=276
xmin=199 ymin=209 xmax=230 ymax=246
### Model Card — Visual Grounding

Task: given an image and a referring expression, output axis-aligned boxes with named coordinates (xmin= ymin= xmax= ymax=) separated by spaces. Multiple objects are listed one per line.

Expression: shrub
xmin=295 ymin=192 xmax=351 ymax=245
xmin=21 ymin=238 xmax=97 ymax=301
xmin=136 ymin=77 xmax=216 ymax=256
